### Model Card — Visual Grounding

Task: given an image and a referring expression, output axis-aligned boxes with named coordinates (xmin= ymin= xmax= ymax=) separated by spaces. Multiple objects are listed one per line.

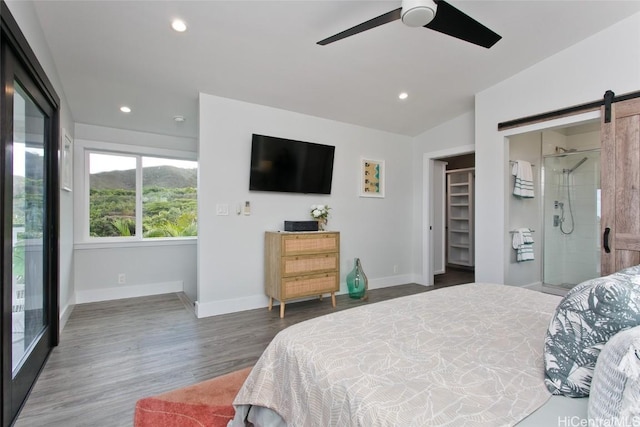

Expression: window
xmin=88 ymin=151 xmax=197 ymax=239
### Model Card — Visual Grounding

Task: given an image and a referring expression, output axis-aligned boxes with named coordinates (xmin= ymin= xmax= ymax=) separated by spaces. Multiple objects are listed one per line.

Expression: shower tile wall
xmin=543 ymin=151 xmax=600 ymax=287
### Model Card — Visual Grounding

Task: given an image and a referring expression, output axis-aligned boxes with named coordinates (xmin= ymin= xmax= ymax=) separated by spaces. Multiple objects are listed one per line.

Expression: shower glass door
xmin=543 ymin=150 xmax=601 ymax=288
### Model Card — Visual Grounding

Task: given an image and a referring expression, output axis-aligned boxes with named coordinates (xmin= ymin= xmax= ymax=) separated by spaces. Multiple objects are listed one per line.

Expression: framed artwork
xmin=359 ymin=158 xmax=384 ymax=198
xmin=61 ymin=128 xmax=73 ymax=191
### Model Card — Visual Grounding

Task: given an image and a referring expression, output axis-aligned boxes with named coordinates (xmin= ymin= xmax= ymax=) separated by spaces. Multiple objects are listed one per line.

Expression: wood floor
xmin=434 ymin=266 xmax=474 ymax=287
xmin=15 ymin=282 xmax=469 ymax=426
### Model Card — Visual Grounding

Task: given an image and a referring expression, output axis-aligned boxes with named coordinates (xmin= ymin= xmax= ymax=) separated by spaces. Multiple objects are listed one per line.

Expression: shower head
xmin=564 ymin=157 xmax=588 ymax=174
xmin=556 ymin=146 xmax=577 ymax=154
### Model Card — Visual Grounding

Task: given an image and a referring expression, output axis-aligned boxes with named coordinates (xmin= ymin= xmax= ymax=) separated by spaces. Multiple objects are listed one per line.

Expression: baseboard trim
xmin=195 ymin=294 xmax=270 ymax=318
xmin=75 ymin=281 xmax=183 ymax=304
xmin=195 ymin=274 xmax=420 ymax=318
xmin=521 ymin=281 xmax=543 ymax=289
xmin=368 ymin=274 xmax=416 ymax=290
xmin=59 ymin=302 xmax=75 ymax=331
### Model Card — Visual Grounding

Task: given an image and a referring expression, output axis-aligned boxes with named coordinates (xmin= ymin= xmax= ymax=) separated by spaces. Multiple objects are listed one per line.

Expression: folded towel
xmin=512 ymin=160 xmax=534 ymax=198
xmin=512 ymin=228 xmax=534 ymax=262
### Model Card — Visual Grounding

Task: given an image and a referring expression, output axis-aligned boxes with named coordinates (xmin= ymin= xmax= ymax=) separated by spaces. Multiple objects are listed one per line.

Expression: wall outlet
xmin=118 ymin=273 xmax=126 ymax=284
xmin=393 ymin=265 xmax=398 ymax=274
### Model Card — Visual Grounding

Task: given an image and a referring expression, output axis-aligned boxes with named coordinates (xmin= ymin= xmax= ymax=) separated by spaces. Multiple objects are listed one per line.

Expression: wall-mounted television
xmin=249 ymin=134 xmax=335 ymax=194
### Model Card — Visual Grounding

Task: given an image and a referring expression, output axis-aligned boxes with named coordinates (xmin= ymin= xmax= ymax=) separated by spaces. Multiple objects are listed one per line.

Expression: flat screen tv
xmin=249 ymin=134 xmax=335 ymax=194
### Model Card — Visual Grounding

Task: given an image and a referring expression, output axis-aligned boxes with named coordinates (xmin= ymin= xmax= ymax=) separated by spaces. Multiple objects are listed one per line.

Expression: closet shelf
xmin=446 ymin=168 xmax=475 ymax=268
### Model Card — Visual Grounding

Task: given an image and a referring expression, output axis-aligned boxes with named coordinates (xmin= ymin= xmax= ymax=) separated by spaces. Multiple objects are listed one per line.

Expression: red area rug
xmin=134 ymin=366 xmax=253 ymax=427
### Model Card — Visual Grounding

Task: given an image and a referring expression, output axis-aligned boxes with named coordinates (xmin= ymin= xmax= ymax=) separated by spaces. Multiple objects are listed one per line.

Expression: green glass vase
xmin=346 ymin=258 xmax=368 ymax=299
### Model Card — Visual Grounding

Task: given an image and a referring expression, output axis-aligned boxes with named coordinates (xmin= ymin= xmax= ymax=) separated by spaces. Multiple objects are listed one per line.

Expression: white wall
xmin=9 ymin=2 xmax=640 ymax=321
xmin=5 ymin=0 xmax=76 ymax=329
xmin=411 ymin=111 xmax=475 ymax=285
xmin=506 ymin=133 xmax=542 ymax=286
xmin=74 ymin=241 xmax=196 ymax=303
xmin=475 ymin=12 xmax=640 ymax=284
xmin=75 ymin=123 xmax=198 ymax=152
xmin=197 ymin=94 xmax=415 ymax=317
xmin=73 ymin=124 xmax=198 ymax=302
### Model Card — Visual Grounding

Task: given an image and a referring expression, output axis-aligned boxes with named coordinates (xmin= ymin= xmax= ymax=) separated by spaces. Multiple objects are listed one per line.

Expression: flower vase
xmin=317 ymin=218 xmax=327 ymax=231
xmin=346 ymin=258 xmax=368 ymax=299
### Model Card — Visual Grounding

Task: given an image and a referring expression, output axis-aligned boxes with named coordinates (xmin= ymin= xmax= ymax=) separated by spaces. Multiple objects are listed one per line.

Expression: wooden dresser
xmin=264 ymin=231 xmax=340 ymax=318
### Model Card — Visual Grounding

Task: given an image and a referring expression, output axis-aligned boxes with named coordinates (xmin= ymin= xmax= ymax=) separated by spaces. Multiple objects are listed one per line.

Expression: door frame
xmin=422 ymin=144 xmax=474 ymax=285
xmin=1 ymin=2 xmax=60 ymax=425
xmin=500 ymin=110 xmax=601 ymax=287
xmin=432 ymin=160 xmax=447 ymax=275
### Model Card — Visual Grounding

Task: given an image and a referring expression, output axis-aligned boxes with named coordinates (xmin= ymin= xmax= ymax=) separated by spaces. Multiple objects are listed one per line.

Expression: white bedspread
xmin=233 ymin=283 xmax=561 ymax=426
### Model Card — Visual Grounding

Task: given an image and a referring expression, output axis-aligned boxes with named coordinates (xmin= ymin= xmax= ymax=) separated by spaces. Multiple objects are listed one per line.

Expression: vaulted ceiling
xmin=31 ymin=1 xmax=640 ymax=139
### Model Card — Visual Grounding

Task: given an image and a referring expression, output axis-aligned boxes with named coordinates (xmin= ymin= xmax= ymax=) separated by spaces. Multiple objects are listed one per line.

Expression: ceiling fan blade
xmin=425 ymin=0 xmax=501 ymax=48
xmin=317 ymin=7 xmax=402 ymax=46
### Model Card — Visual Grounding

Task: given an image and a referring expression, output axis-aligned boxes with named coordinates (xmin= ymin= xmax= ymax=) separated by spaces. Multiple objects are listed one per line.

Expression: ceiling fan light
xmin=401 ymin=0 xmax=437 ymax=27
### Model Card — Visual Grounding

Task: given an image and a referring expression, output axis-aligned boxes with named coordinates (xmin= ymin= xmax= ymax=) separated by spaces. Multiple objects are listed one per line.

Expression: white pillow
xmin=588 ymin=325 xmax=640 ymax=424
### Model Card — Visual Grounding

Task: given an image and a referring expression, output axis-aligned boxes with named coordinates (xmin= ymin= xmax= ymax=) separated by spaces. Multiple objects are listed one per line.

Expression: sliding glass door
xmin=2 ymin=5 xmax=60 ymax=425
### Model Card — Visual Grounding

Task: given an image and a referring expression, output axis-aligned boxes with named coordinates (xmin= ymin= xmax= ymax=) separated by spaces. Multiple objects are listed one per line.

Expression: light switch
xmin=216 ymin=203 xmax=229 ymax=216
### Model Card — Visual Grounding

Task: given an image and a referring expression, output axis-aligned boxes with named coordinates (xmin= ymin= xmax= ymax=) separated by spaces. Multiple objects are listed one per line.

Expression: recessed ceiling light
xmin=173 ymin=115 xmax=185 ymax=123
xmin=398 ymin=92 xmax=409 ymax=100
xmin=120 ymin=106 xmax=131 ymax=113
xmin=171 ymin=19 xmax=187 ymax=32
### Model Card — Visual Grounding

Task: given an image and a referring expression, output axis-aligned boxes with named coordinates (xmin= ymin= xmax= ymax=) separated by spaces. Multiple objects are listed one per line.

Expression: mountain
xmin=91 ymin=165 xmax=197 ymax=190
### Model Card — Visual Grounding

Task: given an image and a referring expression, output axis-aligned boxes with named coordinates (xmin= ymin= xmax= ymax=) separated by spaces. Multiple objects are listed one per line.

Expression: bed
xmin=230 ymin=283 xmax=570 ymax=426
xmin=232 ymin=272 xmax=640 ymax=426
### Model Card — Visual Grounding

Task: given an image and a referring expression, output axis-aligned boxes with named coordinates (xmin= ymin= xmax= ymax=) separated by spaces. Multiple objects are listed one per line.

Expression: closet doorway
xmin=433 ymin=153 xmax=475 ymax=287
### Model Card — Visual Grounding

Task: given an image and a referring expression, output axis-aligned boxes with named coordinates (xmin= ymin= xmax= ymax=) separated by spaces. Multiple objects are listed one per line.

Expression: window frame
xmin=74 ymin=139 xmax=197 ymax=246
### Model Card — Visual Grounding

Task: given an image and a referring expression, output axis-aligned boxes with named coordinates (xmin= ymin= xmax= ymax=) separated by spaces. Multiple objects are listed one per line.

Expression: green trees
xmin=89 ymin=166 xmax=197 ymax=238
xmin=89 ymin=186 xmax=197 ymax=237
xmin=89 ymin=188 xmax=136 ymax=237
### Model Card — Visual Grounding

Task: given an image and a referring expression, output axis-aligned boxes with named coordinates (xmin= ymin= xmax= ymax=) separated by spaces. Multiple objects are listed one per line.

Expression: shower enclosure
xmin=543 ymin=149 xmax=601 ymax=289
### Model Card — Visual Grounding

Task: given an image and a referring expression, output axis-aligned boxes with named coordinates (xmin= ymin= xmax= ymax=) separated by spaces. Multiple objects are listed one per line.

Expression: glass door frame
xmin=541 ymin=148 xmax=601 ymax=290
xmin=1 ymin=2 xmax=60 ymax=425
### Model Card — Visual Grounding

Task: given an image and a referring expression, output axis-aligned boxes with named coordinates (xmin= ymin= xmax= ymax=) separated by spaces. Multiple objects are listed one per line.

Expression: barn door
xmin=601 ymin=97 xmax=640 ymax=275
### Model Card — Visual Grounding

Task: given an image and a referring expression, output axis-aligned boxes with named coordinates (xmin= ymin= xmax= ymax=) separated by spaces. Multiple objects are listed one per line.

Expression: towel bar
xmin=509 ymin=160 xmax=536 ymax=167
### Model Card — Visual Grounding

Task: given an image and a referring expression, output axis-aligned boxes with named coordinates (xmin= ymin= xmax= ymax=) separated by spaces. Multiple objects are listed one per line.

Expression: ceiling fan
xmin=317 ymin=0 xmax=501 ymax=49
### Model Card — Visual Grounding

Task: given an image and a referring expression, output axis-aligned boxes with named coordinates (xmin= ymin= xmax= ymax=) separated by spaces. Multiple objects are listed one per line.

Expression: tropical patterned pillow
xmin=543 ymin=271 xmax=640 ymax=397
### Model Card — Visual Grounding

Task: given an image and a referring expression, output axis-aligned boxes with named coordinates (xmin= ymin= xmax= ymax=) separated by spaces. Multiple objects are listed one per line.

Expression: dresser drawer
xmin=281 ymin=253 xmax=338 ymax=276
xmin=281 ymin=233 xmax=338 ymax=256
xmin=265 ymin=231 xmax=340 ymax=317
xmin=282 ymin=272 xmax=339 ymax=299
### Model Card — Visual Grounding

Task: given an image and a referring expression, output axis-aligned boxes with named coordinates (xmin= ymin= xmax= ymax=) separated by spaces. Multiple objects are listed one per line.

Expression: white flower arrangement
xmin=310 ymin=204 xmax=331 ymax=230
